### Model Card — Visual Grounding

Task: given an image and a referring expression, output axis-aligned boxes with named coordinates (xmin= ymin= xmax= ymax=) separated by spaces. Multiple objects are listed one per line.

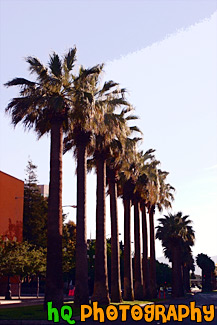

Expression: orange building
xmin=0 ymin=171 xmax=24 ymax=242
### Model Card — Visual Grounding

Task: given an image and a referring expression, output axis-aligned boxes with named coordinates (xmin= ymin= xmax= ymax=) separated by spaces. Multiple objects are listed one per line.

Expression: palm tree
xmin=5 ymin=48 xmax=77 ymax=309
xmin=140 ymin=201 xmax=149 ymax=298
xmin=107 ymin=163 xmax=122 ymax=302
xmin=142 ymin=162 xmax=159 ymax=299
xmin=133 ymin=192 xmax=143 ymax=299
xmin=63 ymin=64 xmax=104 ymax=305
xmin=156 ymin=212 xmax=195 ymax=297
xmin=118 ymin=146 xmax=143 ymax=301
xmin=106 ymin=140 xmax=125 ymax=303
xmin=146 ymin=168 xmax=174 ymax=298
xmin=182 ymin=246 xmax=194 ymax=293
xmin=134 ymin=151 xmax=157 ymax=299
xmin=89 ymin=83 xmax=131 ymax=304
xmin=106 ymin=112 xmax=141 ymax=302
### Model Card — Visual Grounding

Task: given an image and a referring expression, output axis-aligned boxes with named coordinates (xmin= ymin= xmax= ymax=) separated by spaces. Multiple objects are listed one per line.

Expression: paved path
xmin=0 ymin=296 xmax=44 ymax=309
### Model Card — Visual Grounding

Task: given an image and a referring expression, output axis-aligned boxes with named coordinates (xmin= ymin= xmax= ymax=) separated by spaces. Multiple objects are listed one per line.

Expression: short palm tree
xmin=156 ymin=212 xmax=195 ymax=297
xmin=5 ymin=48 xmax=77 ymax=309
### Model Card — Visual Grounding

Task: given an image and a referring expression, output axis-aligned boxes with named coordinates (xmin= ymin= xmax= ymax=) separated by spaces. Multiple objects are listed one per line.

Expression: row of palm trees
xmin=5 ymin=48 xmax=194 ymax=309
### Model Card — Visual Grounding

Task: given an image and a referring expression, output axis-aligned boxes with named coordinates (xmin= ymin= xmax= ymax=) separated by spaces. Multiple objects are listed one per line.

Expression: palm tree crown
xmin=156 ymin=212 xmax=195 ymax=249
xmin=5 ymin=49 xmax=77 ymax=135
xmin=156 ymin=212 xmax=195 ymax=297
xmin=5 ymin=48 xmax=77 ymax=310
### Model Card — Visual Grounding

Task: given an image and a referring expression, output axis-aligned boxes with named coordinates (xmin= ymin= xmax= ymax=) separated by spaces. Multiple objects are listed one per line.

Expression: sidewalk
xmin=0 ymin=295 xmax=74 ymax=308
xmin=0 ymin=296 xmax=44 ymax=309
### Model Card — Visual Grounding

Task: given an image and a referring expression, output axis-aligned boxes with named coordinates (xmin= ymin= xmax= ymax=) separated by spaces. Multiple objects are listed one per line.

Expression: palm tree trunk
xmin=109 ymin=172 xmax=122 ymax=302
xmin=91 ymin=156 xmax=110 ymax=304
xmin=44 ymin=121 xmax=63 ymax=310
xmin=123 ymin=198 xmax=134 ymax=301
xmin=141 ymin=202 xmax=149 ymax=298
xmin=133 ymin=199 xmax=143 ymax=299
xmin=183 ymin=264 xmax=190 ymax=293
xmin=37 ymin=276 xmax=39 ymax=298
xmin=172 ymin=246 xmax=184 ymax=297
xmin=74 ymin=143 xmax=89 ymax=305
xmin=149 ymin=205 xmax=157 ymax=299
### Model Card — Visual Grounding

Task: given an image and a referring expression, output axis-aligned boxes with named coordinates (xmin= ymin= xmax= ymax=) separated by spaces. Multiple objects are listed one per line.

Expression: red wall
xmin=0 ymin=171 xmax=24 ymax=242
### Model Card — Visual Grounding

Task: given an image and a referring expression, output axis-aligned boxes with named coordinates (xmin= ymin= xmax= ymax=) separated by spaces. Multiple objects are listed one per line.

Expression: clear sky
xmin=0 ymin=0 xmax=217 ymax=260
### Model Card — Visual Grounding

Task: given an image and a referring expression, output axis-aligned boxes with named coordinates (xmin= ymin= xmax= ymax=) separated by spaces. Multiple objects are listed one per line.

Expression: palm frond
xmin=125 ymin=115 xmax=139 ymax=121
xmin=129 ymin=126 xmax=143 ymax=134
xmin=99 ymin=80 xmax=119 ymax=94
xmin=64 ymin=47 xmax=77 ymax=71
xmin=26 ymin=57 xmax=49 ymax=82
xmin=49 ymin=53 xmax=62 ymax=77
xmin=4 ymin=78 xmax=36 ymax=88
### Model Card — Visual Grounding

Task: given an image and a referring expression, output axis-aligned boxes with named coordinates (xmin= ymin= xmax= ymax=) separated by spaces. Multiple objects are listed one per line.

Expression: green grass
xmin=0 ymin=305 xmax=47 ymax=320
xmin=112 ymin=300 xmax=153 ymax=306
xmin=0 ymin=299 xmax=154 ymax=320
xmin=0 ymin=302 xmax=80 ymax=320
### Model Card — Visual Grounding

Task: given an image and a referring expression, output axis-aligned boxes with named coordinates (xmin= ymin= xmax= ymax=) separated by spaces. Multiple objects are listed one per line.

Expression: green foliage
xmin=196 ymin=253 xmax=215 ymax=273
xmin=23 ymin=160 xmax=48 ymax=248
xmin=0 ymin=238 xmax=46 ymax=277
xmin=62 ymin=220 xmax=76 ymax=274
xmin=0 ymin=305 xmax=47 ymax=320
xmin=196 ymin=253 xmax=215 ymax=292
xmin=5 ymin=47 xmax=77 ymax=137
xmin=156 ymin=212 xmax=195 ymax=252
xmin=156 ymin=212 xmax=195 ymax=284
xmin=156 ymin=261 xmax=172 ymax=287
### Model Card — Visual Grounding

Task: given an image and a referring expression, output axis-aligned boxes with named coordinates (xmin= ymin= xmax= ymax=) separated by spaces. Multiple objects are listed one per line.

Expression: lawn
xmin=0 ymin=300 xmax=154 ymax=320
xmin=0 ymin=304 xmax=47 ymax=320
xmin=0 ymin=302 xmax=80 ymax=320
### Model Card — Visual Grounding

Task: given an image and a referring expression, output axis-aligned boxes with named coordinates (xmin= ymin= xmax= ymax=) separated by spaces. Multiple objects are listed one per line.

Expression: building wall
xmin=38 ymin=184 xmax=49 ymax=198
xmin=0 ymin=171 xmax=24 ymax=242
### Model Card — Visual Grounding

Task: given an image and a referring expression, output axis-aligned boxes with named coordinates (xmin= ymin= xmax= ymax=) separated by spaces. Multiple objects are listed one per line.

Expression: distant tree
xmin=0 ymin=238 xmax=46 ymax=277
xmin=23 ymin=160 xmax=48 ymax=248
xmin=156 ymin=261 xmax=172 ymax=288
xmin=86 ymin=239 xmax=112 ymax=297
xmin=196 ymin=253 xmax=215 ymax=292
xmin=62 ymin=220 xmax=76 ymax=278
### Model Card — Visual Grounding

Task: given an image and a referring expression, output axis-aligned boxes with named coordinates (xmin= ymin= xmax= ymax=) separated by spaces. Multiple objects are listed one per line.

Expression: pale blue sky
xmin=0 ymin=0 xmax=217 ymax=259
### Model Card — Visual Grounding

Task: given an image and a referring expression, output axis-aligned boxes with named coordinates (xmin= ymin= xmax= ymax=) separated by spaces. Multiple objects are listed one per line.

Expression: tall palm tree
xmin=146 ymin=168 xmax=174 ymax=299
xmin=5 ymin=48 xmax=77 ymax=309
xmin=106 ymin=140 xmax=125 ymax=303
xmin=140 ymin=201 xmax=149 ymax=298
xmin=106 ymin=112 xmax=141 ymax=302
xmin=89 ymin=83 xmax=131 ymax=304
xmin=107 ymin=163 xmax=122 ymax=302
xmin=142 ymin=162 xmax=159 ymax=299
xmin=182 ymin=246 xmax=194 ymax=293
xmin=156 ymin=212 xmax=195 ymax=297
xmin=133 ymin=192 xmax=143 ymax=300
xmin=118 ymin=146 xmax=143 ymax=301
xmin=63 ymin=64 xmax=104 ymax=305
xmin=134 ymin=151 xmax=157 ymax=299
